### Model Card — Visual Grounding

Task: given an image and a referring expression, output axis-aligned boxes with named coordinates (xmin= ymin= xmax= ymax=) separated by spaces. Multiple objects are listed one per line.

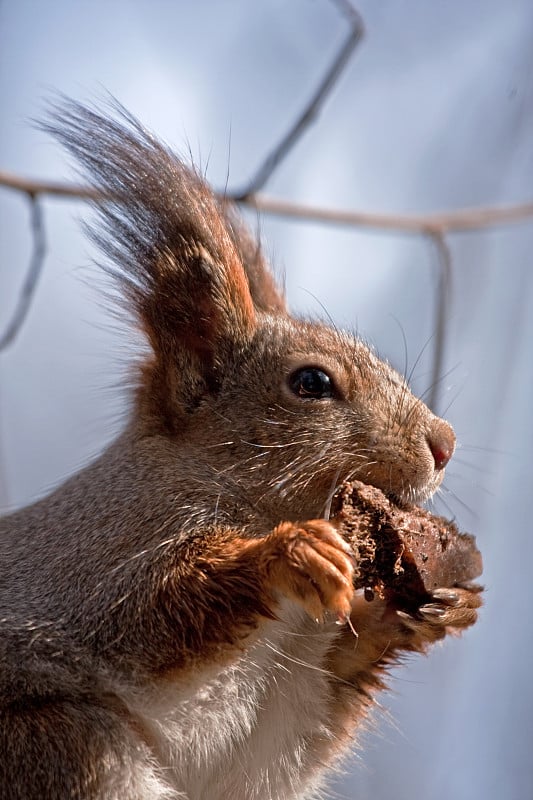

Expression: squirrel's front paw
xmin=262 ymin=520 xmax=355 ymax=623
xmin=416 ymin=584 xmax=482 ymax=629
xmin=393 ymin=583 xmax=483 ymax=646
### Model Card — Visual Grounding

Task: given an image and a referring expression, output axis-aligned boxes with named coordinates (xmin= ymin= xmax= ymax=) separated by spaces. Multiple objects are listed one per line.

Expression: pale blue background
xmin=1 ymin=2 xmax=532 ymax=798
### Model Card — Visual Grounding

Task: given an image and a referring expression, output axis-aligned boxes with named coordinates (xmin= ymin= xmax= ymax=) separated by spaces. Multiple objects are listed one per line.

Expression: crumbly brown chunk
xmin=331 ymin=481 xmax=482 ymax=609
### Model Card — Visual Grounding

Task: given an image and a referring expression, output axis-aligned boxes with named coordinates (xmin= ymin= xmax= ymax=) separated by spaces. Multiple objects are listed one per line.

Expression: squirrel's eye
xmin=289 ymin=367 xmax=333 ymax=399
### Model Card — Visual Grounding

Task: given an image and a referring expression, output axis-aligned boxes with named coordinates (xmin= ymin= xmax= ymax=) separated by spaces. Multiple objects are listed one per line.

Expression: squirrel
xmin=0 ymin=101 xmax=481 ymax=800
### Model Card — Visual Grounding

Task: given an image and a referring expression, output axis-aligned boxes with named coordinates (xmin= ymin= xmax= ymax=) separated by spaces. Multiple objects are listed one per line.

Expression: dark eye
xmin=288 ymin=367 xmax=334 ymax=399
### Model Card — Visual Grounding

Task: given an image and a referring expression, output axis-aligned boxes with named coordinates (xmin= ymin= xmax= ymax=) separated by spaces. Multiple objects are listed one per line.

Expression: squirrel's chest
xmin=131 ymin=609 xmax=339 ymax=800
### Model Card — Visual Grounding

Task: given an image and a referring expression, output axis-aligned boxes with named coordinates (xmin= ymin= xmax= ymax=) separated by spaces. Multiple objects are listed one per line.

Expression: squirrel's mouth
xmin=385 ymin=469 xmax=445 ymax=508
xmin=387 ymin=487 xmax=435 ymax=510
xmin=351 ymin=461 xmax=445 ymax=510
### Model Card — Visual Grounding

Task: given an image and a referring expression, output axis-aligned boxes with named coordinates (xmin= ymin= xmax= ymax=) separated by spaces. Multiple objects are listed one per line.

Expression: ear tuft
xmin=41 ymin=98 xmax=267 ymax=428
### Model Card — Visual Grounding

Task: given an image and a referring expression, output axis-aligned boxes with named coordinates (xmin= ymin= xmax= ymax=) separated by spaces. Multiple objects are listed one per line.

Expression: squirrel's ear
xmin=219 ymin=204 xmax=287 ymax=316
xmin=44 ymin=100 xmax=259 ymax=428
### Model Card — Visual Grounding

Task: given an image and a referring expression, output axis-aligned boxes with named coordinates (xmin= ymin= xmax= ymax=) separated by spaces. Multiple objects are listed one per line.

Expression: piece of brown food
xmin=331 ymin=481 xmax=483 ymax=608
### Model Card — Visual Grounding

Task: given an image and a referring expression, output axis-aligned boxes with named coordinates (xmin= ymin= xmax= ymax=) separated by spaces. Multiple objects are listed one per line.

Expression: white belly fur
xmin=126 ymin=603 xmax=345 ymax=800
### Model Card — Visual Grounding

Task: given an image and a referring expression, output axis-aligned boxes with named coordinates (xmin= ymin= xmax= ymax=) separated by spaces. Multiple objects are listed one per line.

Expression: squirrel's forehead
xmin=274 ymin=317 xmax=369 ymax=358
xmin=257 ymin=318 xmax=404 ymax=389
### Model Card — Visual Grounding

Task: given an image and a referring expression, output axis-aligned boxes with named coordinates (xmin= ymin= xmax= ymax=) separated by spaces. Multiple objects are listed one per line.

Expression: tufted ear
xmin=44 ymin=100 xmax=259 ymax=430
xmin=219 ymin=203 xmax=287 ymax=316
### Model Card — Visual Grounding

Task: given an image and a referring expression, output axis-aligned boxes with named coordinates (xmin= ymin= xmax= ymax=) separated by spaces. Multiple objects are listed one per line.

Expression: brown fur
xmin=0 ymin=101 xmax=481 ymax=799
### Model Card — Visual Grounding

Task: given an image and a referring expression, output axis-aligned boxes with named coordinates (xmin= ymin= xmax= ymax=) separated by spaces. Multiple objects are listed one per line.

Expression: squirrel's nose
xmin=426 ymin=419 xmax=456 ymax=470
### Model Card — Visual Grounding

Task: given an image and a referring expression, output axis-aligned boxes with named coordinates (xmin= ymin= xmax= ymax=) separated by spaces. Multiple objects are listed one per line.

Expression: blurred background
xmin=1 ymin=1 xmax=532 ymax=798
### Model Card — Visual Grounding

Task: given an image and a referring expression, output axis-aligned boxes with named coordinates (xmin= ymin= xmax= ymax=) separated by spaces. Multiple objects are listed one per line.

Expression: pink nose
xmin=426 ymin=419 xmax=456 ymax=470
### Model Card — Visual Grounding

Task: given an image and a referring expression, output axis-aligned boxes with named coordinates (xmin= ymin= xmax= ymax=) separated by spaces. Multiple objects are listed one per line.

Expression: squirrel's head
xmin=46 ymin=100 xmax=455 ymax=520
xmin=185 ymin=316 xmax=455 ymax=520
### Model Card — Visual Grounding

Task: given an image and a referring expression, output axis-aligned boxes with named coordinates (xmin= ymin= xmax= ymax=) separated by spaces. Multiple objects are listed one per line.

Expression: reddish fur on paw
xmin=415 ymin=585 xmax=482 ymax=630
xmin=258 ymin=520 xmax=355 ymax=622
xmin=353 ymin=583 xmax=482 ymax=656
xmin=328 ymin=582 xmax=482 ymax=692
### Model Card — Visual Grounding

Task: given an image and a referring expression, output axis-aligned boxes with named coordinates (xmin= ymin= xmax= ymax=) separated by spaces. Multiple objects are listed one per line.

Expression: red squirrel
xmin=0 ymin=101 xmax=481 ymax=800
